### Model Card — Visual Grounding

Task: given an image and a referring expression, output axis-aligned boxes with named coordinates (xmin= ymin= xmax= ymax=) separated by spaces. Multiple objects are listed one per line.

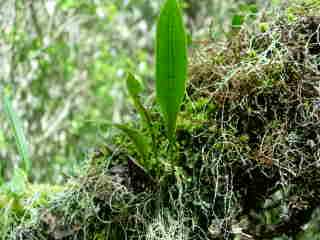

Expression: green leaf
xmin=0 ymin=163 xmax=3 ymax=185
xmin=84 ymin=119 xmax=150 ymax=161
xmin=126 ymin=73 xmax=157 ymax=155
xmin=186 ymin=32 xmax=193 ymax=47
xmin=126 ymin=73 xmax=150 ymax=125
xmin=126 ymin=72 xmax=144 ymax=98
xmin=114 ymin=124 xmax=150 ymax=160
xmin=232 ymin=14 xmax=245 ymax=28
xmin=156 ymin=0 xmax=188 ymax=142
xmin=126 ymin=73 xmax=153 ymax=130
xmin=2 ymin=93 xmax=31 ymax=175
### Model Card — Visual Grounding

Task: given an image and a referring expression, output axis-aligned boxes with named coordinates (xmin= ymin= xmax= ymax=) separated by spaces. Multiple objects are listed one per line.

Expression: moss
xmin=3 ymin=1 xmax=320 ymax=239
xmin=0 ymin=183 xmax=65 ymax=240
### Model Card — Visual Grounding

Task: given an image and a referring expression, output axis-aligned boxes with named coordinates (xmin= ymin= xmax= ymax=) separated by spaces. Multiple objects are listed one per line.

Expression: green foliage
xmin=113 ymin=124 xmax=150 ymax=160
xmin=126 ymin=72 xmax=144 ymax=97
xmin=156 ymin=0 xmax=188 ymax=142
xmin=0 ymin=0 xmax=246 ymax=183
xmin=86 ymin=118 xmax=150 ymax=162
xmin=2 ymin=92 xmax=31 ymax=176
xmin=126 ymin=73 xmax=153 ymax=130
xmin=2 ymin=168 xmax=28 ymax=199
xmin=0 ymin=0 xmax=158 ymax=182
xmin=231 ymin=3 xmax=258 ymax=29
xmin=2 ymin=1 xmax=320 ymax=239
xmin=126 ymin=72 xmax=157 ymax=155
xmin=232 ymin=14 xmax=245 ymax=28
xmin=0 ymin=168 xmax=28 ymax=236
xmin=120 ymin=0 xmax=189 ymax=162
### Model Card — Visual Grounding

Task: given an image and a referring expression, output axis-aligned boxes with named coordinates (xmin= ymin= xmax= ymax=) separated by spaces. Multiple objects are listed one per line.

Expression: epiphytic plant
xmin=155 ymin=0 xmax=188 ymax=143
xmin=105 ymin=0 xmax=188 ymax=167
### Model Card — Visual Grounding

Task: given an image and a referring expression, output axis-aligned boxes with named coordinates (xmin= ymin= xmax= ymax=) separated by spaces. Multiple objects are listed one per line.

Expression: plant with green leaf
xmin=93 ymin=0 xmax=188 ymax=172
xmin=0 ymin=89 xmax=30 ymax=218
xmin=126 ymin=73 xmax=155 ymax=143
xmin=2 ymin=91 xmax=31 ymax=177
xmin=102 ymin=0 xmax=188 ymax=170
xmin=155 ymin=0 xmax=188 ymax=143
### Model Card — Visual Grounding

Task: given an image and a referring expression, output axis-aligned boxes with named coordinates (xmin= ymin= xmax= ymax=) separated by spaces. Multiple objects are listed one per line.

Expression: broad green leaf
xmin=156 ymin=0 xmax=188 ymax=142
xmin=114 ymin=124 xmax=150 ymax=160
xmin=2 ymin=93 xmax=31 ymax=175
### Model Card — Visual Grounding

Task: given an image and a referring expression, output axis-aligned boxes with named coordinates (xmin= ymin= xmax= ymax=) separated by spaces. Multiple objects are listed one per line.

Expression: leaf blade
xmin=126 ymin=73 xmax=151 ymax=127
xmin=126 ymin=72 xmax=144 ymax=98
xmin=114 ymin=124 xmax=150 ymax=160
xmin=126 ymin=73 xmax=156 ymax=150
xmin=2 ymin=93 xmax=31 ymax=175
xmin=156 ymin=0 xmax=188 ymax=142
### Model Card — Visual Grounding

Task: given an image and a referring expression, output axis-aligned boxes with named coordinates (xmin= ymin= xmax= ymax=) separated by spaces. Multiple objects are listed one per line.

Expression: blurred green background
xmin=0 ymin=0 xmax=271 ymax=183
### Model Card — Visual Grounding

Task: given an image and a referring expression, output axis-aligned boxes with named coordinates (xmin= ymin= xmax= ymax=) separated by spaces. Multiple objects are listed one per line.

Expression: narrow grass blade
xmin=2 ymin=93 xmax=31 ymax=175
xmin=156 ymin=0 xmax=188 ymax=142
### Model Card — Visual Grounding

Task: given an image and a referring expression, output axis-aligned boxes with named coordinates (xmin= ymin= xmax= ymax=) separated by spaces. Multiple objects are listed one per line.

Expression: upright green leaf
xmin=126 ymin=72 xmax=144 ymax=98
xmin=2 ymin=93 xmax=31 ymax=175
xmin=126 ymin=73 xmax=151 ymax=128
xmin=156 ymin=0 xmax=188 ymax=142
xmin=126 ymin=73 xmax=156 ymax=150
xmin=231 ymin=14 xmax=245 ymax=28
